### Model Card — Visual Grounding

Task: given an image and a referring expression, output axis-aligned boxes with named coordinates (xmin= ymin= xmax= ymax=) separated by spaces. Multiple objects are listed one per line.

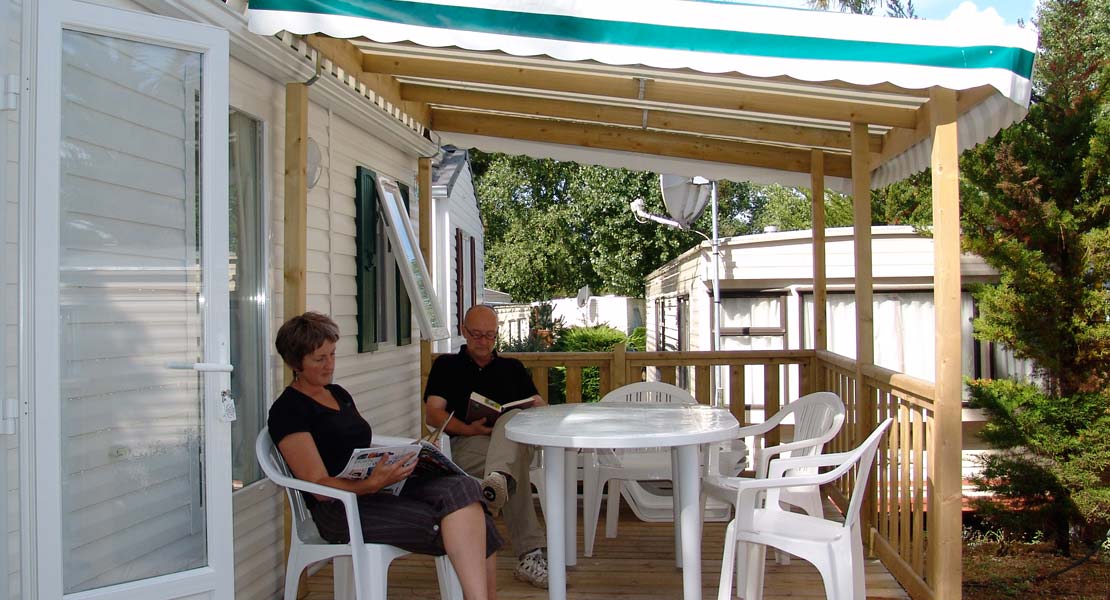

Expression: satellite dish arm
xmin=630 ymin=199 xmax=686 ymax=229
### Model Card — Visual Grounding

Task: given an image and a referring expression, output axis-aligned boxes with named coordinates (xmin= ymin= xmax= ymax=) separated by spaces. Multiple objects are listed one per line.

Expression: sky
xmin=747 ymin=0 xmax=1038 ymax=26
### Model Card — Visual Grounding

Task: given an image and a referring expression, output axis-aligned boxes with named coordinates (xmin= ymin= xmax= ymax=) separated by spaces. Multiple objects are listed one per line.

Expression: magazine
xmin=336 ymin=436 xmax=471 ymax=495
xmin=465 ymin=391 xmax=536 ymax=425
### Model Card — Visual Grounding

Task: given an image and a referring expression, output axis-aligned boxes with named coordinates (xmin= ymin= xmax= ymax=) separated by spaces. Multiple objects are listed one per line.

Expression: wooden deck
xmin=302 ymin=498 xmax=910 ymax=600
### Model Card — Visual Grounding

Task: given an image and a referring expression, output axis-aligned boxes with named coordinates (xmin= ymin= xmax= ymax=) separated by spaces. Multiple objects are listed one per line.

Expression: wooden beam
xmin=874 ymin=85 xmax=996 ymax=169
xmin=304 ymin=35 xmax=434 ymax=130
xmin=419 ymin=156 xmax=433 ymax=438
xmin=282 ymin=80 xmax=310 ymax=600
xmin=403 ymin=84 xmax=883 ymax=152
xmin=850 ymin=120 xmax=877 ymax=556
xmin=928 ymin=86 xmax=963 ymax=600
xmin=850 ymin=120 xmax=875 ymax=438
xmin=431 ymin=109 xmax=854 ymax=177
xmin=364 ymin=53 xmax=919 ymax=128
xmin=810 ymin=149 xmax=828 ymax=352
xmin=284 ymin=82 xmax=309 ymax=341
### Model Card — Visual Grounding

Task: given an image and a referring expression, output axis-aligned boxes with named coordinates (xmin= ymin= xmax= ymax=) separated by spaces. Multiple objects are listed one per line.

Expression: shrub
xmin=967 ymin=378 xmax=1110 ymax=554
xmin=552 ymin=325 xmax=629 ymax=403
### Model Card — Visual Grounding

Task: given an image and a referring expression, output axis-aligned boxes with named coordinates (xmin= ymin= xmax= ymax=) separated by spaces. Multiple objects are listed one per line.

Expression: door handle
xmin=166 ymin=361 xmax=234 ymax=372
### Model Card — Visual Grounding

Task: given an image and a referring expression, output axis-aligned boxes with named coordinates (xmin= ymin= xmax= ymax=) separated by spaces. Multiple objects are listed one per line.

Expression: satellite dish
xmin=659 ymin=174 xmax=711 ymax=228
xmin=576 ymin=285 xmax=591 ymax=308
xmin=305 ymin=137 xmax=323 ymax=189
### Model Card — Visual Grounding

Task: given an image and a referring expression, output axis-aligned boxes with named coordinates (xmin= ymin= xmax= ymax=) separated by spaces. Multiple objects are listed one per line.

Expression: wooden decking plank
xmin=303 ymin=498 xmax=910 ymax=599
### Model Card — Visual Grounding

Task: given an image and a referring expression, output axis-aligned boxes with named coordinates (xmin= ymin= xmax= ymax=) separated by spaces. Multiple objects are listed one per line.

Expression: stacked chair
xmin=715 ymin=418 xmax=894 ymax=600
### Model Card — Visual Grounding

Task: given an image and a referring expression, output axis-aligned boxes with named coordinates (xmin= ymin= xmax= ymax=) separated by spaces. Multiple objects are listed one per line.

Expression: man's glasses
xmin=464 ymin=327 xmax=497 ymax=341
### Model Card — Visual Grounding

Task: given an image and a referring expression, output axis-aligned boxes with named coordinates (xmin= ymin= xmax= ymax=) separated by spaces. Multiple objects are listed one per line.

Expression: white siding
xmin=306 ymin=105 xmax=422 ymax=437
xmin=229 ymin=57 xmax=285 ymax=600
xmin=3 ymin=0 xmax=20 ymax=596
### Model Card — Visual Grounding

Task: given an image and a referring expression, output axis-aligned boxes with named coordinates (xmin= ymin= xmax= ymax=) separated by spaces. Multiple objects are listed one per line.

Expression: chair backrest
xmin=780 ymin=392 xmax=845 ymax=460
xmin=840 ymin=418 xmax=893 ymax=529
xmin=599 ymin=381 xmax=697 ymax=404
xmin=255 ymin=427 xmax=319 ymax=544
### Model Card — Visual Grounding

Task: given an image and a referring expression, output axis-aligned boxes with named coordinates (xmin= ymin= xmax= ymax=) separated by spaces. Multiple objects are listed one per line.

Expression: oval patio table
xmin=506 ymin=402 xmax=739 ymax=600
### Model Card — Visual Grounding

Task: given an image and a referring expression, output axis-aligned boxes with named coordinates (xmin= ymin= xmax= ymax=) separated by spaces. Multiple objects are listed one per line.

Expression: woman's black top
xmin=267 ymin=384 xmax=371 ymax=507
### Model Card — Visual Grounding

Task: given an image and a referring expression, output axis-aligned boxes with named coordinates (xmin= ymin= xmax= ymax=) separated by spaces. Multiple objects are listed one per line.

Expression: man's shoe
xmin=480 ymin=472 xmax=509 ymax=516
xmin=514 ymin=548 xmax=548 ymax=589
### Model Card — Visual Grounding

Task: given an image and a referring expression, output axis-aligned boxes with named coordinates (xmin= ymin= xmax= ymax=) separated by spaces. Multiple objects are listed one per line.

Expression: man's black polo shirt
xmin=423 ymin=345 xmax=539 ymax=424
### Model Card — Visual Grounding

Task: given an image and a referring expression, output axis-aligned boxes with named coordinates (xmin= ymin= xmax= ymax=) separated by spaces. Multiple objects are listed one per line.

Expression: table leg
xmin=565 ymin=448 xmax=577 ymax=566
xmin=677 ymin=444 xmax=702 ymax=600
xmin=543 ymin=445 xmax=566 ymax=600
xmin=671 ymin=448 xmax=682 ymax=568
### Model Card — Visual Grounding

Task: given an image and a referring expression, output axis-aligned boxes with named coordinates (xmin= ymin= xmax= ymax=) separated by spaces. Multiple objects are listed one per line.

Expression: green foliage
xmin=957 ymin=0 xmax=1110 ymax=553
xmin=551 ymin=325 xmax=629 ymax=403
xmin=750 ymin=184 xmax=855 ymax=232
xmin=961 ymin=0 xmax=1110 ymax=397
xmin=626 ymin=326 xmax=647 ymax=352
xmin=475 ymin=152 xmax=769 ymax=301
xmin=967 ymin=379 xmax=1110 ymax=552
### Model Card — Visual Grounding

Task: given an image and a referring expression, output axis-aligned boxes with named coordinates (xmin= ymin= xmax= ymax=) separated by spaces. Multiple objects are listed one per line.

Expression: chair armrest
xmin=765 ymin=450 xmax=857 ymax=479
xmin=735 ymin=421 xmax=775 ymax=438
xmin=753 ymin=438 xmax=830 ymax=475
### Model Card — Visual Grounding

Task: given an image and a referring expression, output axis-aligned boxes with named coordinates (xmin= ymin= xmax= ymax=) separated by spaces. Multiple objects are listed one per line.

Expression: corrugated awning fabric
xmin=247 ymin=0 xmax=1038 ymax=187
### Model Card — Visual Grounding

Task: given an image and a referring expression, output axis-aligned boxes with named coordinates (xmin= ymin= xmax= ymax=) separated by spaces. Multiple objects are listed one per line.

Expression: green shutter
xmin=355 ymin=166 xmax=379 ymax=352
xmin=395 ymin=183 xmax=413 ymax=346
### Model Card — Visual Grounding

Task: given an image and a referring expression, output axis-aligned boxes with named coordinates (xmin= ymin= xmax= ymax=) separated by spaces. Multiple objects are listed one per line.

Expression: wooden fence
xmin=425 ymin=346 xmax=949 ymax=599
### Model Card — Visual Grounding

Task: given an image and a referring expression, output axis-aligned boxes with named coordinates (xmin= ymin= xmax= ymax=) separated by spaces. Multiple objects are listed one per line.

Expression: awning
xmin=247 ymin=0 xmax=1038 ymax=189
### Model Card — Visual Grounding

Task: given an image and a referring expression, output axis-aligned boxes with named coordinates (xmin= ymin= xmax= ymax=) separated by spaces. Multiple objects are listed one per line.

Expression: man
xmin=424 ymin=304 xmax=549 ymax=588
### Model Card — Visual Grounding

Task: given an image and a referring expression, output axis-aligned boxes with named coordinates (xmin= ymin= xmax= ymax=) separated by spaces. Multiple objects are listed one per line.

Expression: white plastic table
xmin=505 ymin=402 xmax=739 ymax=600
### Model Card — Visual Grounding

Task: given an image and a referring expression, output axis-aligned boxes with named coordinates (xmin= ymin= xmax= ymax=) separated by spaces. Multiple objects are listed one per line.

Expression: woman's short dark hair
xmin=275 ymin=311 xmax=340 ymax=371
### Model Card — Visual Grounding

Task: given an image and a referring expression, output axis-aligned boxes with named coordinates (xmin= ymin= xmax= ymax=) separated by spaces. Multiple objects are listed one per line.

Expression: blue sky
xmin=745 ymin=0 xmax=1037 ymax=26
xmin=911 ymin=0 xmax=1036 ymax=25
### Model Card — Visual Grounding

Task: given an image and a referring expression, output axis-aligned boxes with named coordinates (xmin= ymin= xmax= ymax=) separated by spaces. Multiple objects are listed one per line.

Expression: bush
xmin=967 ymin=378 xmax=1110 ymax=554
xmin=626 ymin=326 xmax=646 ymax=351
xmin=551 ymin=325 xmax=629 ymax=403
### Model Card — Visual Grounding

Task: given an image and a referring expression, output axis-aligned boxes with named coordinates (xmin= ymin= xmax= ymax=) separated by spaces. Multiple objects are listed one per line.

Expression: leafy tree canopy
xmin=475 ymin=152 xmax=761 ymax=301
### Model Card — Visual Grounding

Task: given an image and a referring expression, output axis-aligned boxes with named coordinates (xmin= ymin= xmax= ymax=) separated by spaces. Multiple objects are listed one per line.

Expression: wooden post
xmin=928 ymin=86 xmax=963 ymax=600
xmin=283 ymin=82 xmax=309 ymax=352
xmin=282 ymin=81 xmax=309 ymax=600
xmin=851 ymin=121 xmax=877 ymax=534
xmin=418 ymin=156 xmax=433 ymax=436
xmin=612 ymin=343 xmax=628 ymax=388
xmin=811 ymin=149 xmax=828 ymax=353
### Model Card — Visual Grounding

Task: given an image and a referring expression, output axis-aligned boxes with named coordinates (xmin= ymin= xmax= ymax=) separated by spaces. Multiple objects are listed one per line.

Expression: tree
xmin=475 ymin=151 xmax=763 ymax=301
xmin=959 ymin=0 xmax=1110 ymax=553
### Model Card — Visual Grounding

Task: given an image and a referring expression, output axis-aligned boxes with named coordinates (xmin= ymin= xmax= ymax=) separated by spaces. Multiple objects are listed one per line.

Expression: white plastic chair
xmin=256 ymin=428 xmax=463 ymax=600
xmin=581 ymin=381 xmax=698 ymax=557
xmin=703 ymin=391 xmax=846 ymax=520
xmin=717 ymin=418 xmax=894 ymax=600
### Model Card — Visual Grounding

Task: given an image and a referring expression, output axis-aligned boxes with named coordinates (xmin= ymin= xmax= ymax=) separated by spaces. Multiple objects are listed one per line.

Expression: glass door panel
xmin=58 ymin=29 xmax=206 ymax=594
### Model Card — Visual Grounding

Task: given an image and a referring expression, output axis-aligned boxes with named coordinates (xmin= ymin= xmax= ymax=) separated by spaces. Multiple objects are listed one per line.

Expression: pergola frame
xmin=266 ymin=10 xmax=1028 ymax=595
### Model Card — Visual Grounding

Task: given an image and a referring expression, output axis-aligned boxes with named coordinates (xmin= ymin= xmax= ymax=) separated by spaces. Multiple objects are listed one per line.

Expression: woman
xmin=269 ymin=312 xmax=501 ymax=600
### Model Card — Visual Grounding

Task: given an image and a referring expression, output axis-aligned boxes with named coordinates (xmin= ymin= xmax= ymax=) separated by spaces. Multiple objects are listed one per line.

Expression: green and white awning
xmin=248 ymin=0 xmax=1036 ymax=105
xmin=247 ymin=0 xmax=1037 ymax=189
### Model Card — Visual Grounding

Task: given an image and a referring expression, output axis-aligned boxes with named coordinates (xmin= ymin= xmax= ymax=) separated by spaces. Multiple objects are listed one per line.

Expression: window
xmin=355 ymin=167 xmax=383 ymax=352
xmin=355 ymin=168 xmax=443 ymax=349
xmin=455 ymin=228 xmax=464 ymax=333
xmin=228 ymin=109 xmax=267 ymax=490
xmin=395 ymin=192 xmax=412 ymax=346
xmin=356 ymin=166 xmax=411 ymax=352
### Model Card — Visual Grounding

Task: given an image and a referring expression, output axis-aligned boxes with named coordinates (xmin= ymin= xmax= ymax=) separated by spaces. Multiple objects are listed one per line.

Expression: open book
xmin=465 ymin=391 xmax=536 ymax=425
xmin=336 ymin=432 xmax=471 ymax=495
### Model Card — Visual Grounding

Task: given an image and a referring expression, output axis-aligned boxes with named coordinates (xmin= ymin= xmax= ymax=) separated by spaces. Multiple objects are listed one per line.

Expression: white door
xmin=31 ymin=2 xmax=232 ymax=599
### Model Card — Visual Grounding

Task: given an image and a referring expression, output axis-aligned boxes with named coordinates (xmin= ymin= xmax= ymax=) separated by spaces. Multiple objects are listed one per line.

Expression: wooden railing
xmin=427 ymin=346 xmax=946 ymax=599
xmin=815 ymin=349 xmax=938 ymax=600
